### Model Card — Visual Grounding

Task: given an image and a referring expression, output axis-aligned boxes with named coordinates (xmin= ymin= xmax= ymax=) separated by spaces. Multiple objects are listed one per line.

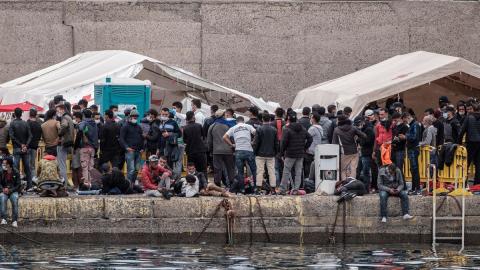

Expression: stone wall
xmin=2 ymin=195 xmax=479 ymax=244
xmin=0 ymin=0 xmax=479 ymax=106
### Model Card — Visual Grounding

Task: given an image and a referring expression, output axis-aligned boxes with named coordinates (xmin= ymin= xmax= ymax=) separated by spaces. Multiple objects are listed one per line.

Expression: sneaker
xmin=403 ymin=214 xmax=414 ymax=220
xmin=278 ymin=190 xmax=287 ymax=196
xmin=381 ymin=217 xmax=387 ymax=223
xmin=1 ymin=219 xmax=6 ymax=225
xmin=11 ymin=221 xmax=17 ymax=228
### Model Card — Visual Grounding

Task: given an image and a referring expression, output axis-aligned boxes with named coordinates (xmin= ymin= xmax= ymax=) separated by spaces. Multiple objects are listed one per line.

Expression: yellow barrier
xmin=403 ymin=145 xmax=433 ymax=183
xmin=437 ymin=146 xmax=467 ymax=187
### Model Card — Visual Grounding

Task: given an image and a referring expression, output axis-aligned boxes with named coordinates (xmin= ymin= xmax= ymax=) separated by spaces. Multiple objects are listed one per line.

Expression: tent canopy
xmin=0 ymin=50 xmax=279 ymax=113
xmin=292 ymin=51 xmax=480 ymax=117
xmin=0 ymin=101 xmax=43 ymax=113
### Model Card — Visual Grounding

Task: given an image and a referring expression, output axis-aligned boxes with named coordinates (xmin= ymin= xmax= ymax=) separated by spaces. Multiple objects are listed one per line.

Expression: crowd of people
xmin=0 ymin=93 xmax=479 ymax=227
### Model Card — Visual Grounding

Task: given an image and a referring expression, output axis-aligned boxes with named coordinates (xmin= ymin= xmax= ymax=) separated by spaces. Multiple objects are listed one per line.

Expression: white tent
xmin=0 ymin=50 xmax=279 ymax=113
xmin=292 ymin=51 xmax=480 ymax=117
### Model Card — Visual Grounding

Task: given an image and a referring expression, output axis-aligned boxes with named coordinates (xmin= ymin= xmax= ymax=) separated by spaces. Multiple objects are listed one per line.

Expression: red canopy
xmin=0 ymin=101 xmax=43 ymax=112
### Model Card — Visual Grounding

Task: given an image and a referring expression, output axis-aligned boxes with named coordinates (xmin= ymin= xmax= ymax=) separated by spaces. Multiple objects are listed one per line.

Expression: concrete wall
xmin=3 ymin=195 xmax=480 ymax=244
xmin=0 ymin=0 xmax=479 ymax=106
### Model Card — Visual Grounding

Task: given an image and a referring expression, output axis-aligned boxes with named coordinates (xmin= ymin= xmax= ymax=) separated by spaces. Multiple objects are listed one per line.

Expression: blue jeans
xmin=13 ymin=148 xmax=31 ymax=189
xmin=233 ymin=150 xmax=257 ymax=192
xmin=125 ymin=151 xmax=141 ymax=183
xmin=379 ymin=190 xmax=409 ymax=218
xmin=360 ymin=156 xmax=372 ymax=190
xmin=0 ymin=192 xmax=19 ymax=221
xmin=407 ymin=148 xmax=420 ymax=191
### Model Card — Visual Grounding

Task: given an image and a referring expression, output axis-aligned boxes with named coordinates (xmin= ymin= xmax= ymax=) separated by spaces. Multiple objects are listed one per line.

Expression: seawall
xmin=2 ymin=194 xmax=479 ymax=245
xmin=1 ymin=0 xmax=479 ymax=106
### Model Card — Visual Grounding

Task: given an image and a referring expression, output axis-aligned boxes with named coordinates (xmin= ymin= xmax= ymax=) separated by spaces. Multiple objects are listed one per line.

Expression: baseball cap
xmin=130 ymin=109 xmax=139 ymax=117
xmin=148 ymin=155 xmax=159 ymax=163
xmin=364 ymin=109 xmax=374 ymax=117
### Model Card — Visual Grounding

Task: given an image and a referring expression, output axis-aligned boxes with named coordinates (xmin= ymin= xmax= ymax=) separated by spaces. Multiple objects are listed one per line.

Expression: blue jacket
xmin=158 ymin=119 xmax=181 ymax=152
xmin=78 ymin=119 xmax=99 ymax=148
xmin=120 ymin=121 xmax=144 ymax=151
xmin=406 ymin=119 xmax=420 ymax=149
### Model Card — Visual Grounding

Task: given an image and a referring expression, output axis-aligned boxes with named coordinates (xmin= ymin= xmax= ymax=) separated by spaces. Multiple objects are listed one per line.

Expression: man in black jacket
xmin=99 ymin=110 xmax=122 ymax=169
xmin=459 ymin=103 xmax=480 ymax=184
xmin=119 ymin=109 xmax=144 ymax=184
xmin=298 ymin=107 xmax=311 ymax=130
xmin=253 ymin=113 xmax=278 ymax=194
xmin=279 ymin=112 xmax=312 ymax=195
xmin=27 ymin=108 xmax=42 ymax=180
xmin=9 ymin=108 xmax=33 ymax=190
xmin=444 ymin=106 xmax=460 ymax=143
xmin=391 ymin=112 xmax=408 ymax=174
xmin=355 ymin=116 xmax=375 ymax=192
xmin=183 ymin=111 xmax=208 ymax=175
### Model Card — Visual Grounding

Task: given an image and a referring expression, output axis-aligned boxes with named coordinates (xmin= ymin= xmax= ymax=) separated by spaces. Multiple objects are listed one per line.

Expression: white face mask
xmin=56 ymin=112 xmax=63 ymax=117
xmin=113 ymin=111 xmax=118 ymax=117
xmin=1 ymin=165 xmax=6 ymax=171
xmin=459 ymin=111 xmax=465 ymax=116
xmin=130 ymin=119 xmax=137 ymax=124
xmin=442 ymin=113 xmax=448 ymax=119
xmin=95 ymin=119 xmax=101 ymax=124
xmin=160 ymin=116 xmax=168 ymax=121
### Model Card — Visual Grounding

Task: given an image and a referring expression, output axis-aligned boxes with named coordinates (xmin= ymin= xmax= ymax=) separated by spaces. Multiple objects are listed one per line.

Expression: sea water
xmin=0 ymin=242 xmax=478 ymax=269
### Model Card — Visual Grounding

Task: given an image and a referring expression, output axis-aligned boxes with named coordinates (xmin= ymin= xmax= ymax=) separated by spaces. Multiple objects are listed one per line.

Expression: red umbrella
xmin=0 ymin=101 xmax=43 ymax=112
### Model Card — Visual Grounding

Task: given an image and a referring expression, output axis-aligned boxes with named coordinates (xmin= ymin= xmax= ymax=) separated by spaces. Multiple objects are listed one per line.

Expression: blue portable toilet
xmin=94 ymin=77 xmax=151 ymax=118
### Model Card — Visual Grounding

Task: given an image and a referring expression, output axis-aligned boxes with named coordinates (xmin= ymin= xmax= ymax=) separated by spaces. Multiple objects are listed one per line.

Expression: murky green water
xmin=0 ymin=242 xmax=478 ymax=269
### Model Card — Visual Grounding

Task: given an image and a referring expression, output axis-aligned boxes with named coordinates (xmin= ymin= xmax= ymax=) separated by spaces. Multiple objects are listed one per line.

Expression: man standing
xmin=305 ymin=113 xmax=323 ymax=178
xmin=332 ymin=115 xmax=366 ymax=181
xmin=459 ymin=103 xmax=480 ymax=184
xmin=279 ymin=112 xmax=312 ymax=195
xmin=444 ymin=106 xmax=461 ymax=143
xmin=183 ymin=111 xmax=207 ymax=175
xmin=207 ymin=110 xmax=235 ymax=188
xmin=78 ymin=109 xmax=98 ymax=189
xmin=191 ymin=99 xmax=206 ymax=125
xmin=272 ymin=108 xmax=285 ymax=187
xmin=317 ymin=107 xmax=332 ymax=144
xmin=298 ymin=107 xmax=312 ymax=130
xmin=27 ymin=108 xmax=42 ymax=180
xmin=56 ymin=103 xmax=75 ymax=185
xmin=246 ymin=106 xmax=262 ymax=129
xmin=373 ymin=108 xmax=393 ymax=168
xmin=356 ymin=116 xmax=375 ymax=191
xmin=41 ymin=110 xmax=59 ymax=156
xmin=9 ymin=108 xmax=32 ymax=190
xmin=254 ymin=113 xmax=278 ymax=194
xmin=119 ymin=109 xmax=144 ymax=184
xmin=99 ymin=110 xmax=121 ymax=169
xmin=223 ymin=116 xmax=256 ymax=194
xmin=391 ymin=112 xmax=408 ymax=173
xmin=404 ymin=112 xmax=421 ymax=194
xmin=0 ymin=117 xmax=9 ymax=150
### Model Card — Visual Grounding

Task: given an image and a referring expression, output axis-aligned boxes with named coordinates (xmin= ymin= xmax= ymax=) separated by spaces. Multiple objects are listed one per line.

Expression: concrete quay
xmin=1 ymin=194 xmax=479 ymax=245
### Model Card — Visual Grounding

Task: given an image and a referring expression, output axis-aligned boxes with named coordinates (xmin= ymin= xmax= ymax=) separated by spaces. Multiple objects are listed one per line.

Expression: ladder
xmin=432 ymin=164 xmax=466 ymax=253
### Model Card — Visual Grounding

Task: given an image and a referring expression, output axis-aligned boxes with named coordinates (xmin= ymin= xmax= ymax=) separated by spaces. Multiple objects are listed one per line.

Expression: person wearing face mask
xmin=144 ymin=109 xmax=161 ymax=158
xmin=304 ymin=113 xmax=323 ymax=181
xmin=391 ymin=112 xmax=408 ymax=175
xmin=71 ymin=112 xmax=84 ymax=189
xmin=119 ymin=109 xmax=144 ymax=184
xmin=9 ymin=108 xmax=33 ymax=191
xmin=443 ymin=106 xmax=461 ymax=144
xmin=157 ymin=108 xmax=182 ymax=175
xmin=56 ymin=103 xmax=75 ymax=187
xmin=373 ymin=108 xmax=393 ymax=168
xmin=455 ymin=102 xmax=466 ymax=125
xmin=403 ymin=112 xmax=421 ymax=194
xmin=224 ymin=108 xmax=237 ymax=128
xmin=0 ymin=158 xmax=21 ymax=228
xmin=459 ymin=103 xmax=480 ymax=185
xmin=77 ymin=109 xmax=98 ymax=190
xmin=41 ymin=109 xmax=60 ymax=156
xmin=183 ymin=111 xmax=208 ymax=176
xmin=99 ymin=110 xmax=122 ymax=170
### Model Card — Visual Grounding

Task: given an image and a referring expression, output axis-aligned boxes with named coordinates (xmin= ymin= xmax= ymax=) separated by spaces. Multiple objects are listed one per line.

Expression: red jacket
xmin=375 ymin=122 xmax=393 ymax=149
xmin=141 ymin=164 xmax=171 ymax=191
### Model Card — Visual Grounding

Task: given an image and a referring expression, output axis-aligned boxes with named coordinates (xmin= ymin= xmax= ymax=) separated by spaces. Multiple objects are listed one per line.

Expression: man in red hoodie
xmin=141 ymin=155 xmax=173 ymax=199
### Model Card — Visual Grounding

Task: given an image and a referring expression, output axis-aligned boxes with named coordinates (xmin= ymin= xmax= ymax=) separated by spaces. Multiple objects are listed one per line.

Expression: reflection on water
xmin=0 ymin=242 xmax=478 ymax=269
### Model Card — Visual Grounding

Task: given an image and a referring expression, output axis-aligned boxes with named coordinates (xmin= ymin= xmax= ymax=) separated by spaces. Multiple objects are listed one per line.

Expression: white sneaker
xmin=403 ymin=214 xmax=414 ymax=220
xmin=11 ymin=221 xmax=17 ymax=228
xmin=1 ymin=219 xmax=6 ymax=225
xmin=381 ymin=217 xmax=387 ymax=223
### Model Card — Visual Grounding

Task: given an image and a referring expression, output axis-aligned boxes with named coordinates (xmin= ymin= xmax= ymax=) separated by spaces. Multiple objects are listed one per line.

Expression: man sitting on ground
xmin=101 ymin=163 xmax=135 ymax=195
xmin=178 ymin=162 xmax=230 ymax=197
xmin=37 ymin=154 xmax=67 ymax=197
xmin=0 ymin=158 xmax=20 ymax=227
xmin=378 ymin=163 xmax=414 ymax=223
xmin=141 ymin=155 xmax=173 ymax=199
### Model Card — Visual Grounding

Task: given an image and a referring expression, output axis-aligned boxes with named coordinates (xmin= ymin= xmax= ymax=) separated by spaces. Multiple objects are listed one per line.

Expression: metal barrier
xmin=403 ymin=145 xmax=433 ymax=183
